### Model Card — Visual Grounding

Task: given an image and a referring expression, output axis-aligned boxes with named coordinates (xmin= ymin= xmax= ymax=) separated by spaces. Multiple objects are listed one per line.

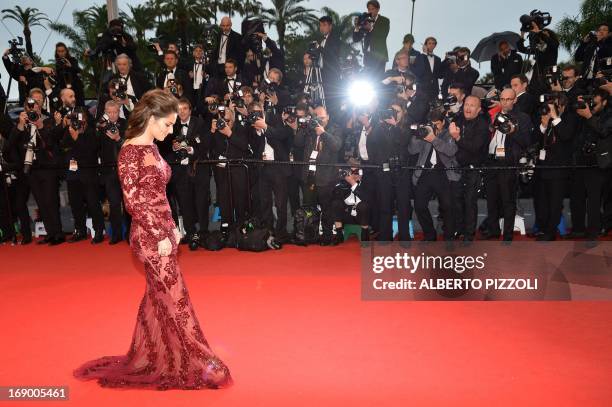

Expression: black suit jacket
xmin=419 ymin=53 xmax=443 ymax=97
xmin=213 ymin=30 xmax=245 ymax=71
xmin=353 ymin=15 xmax=390 ymax=63
xmin=320 ymin=32 xmax=341 ymax=85
xmin=204 ymin=74 xmax=244 ymax=98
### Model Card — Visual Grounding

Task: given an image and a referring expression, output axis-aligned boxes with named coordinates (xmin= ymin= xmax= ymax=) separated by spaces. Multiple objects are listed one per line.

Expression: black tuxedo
xmin=352 ymin=15 xmax=390 ymax=74
xmin=204 ymin=74 xmax=243 ymax=98
xmin=213 ymin=30 xmax=245 ymax=73
xmin=420 ymin=53 xmax=443 ymax=99
xmin=156 ymin=67 xmax=193 ymax=103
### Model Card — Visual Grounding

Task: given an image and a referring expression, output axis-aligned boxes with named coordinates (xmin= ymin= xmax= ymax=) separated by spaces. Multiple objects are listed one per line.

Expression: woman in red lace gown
xmin=73 ymin=89 xmax=233 ymax=390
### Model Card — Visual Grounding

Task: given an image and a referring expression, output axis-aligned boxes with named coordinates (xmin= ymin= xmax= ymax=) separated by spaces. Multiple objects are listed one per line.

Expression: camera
xmin=245 ymin=111 xmax=263 ymax=125
xmin=492 ymin=112 xmax=517 ymax=134
xmin=443 ymin=95 xmax=458 ymax=111
xmin=67 ymin=111 xmax=85 ymax=131
xmin=306 ymin=41 xmax=321 ymax=62
xmin=231 ymin=89 xmax=245 ymax=108
xmin=112 ymin=79 xmax=128 ymax=100
xmin=544 ymin=65 xmax=563 ymax=87
xmin=356 ymin=12 xmax=375 ymax=33
xmin=283 ymin=106 xmax=297 ymax=123
xmin=339 ymin=168 xmax=360 ymax=178
xmin=444 ymin=51 xmax=469 ymax=64
xmin=96 ymin=114 xmax=118 ymax=134
xmin=297 ymin=116 xmax=321 ymax=130
xmin=378 ymin=108 xmax=397 ymax=122
xmin=25 ymin=98 xmax=40 ymax=123
xmin=519 ymin=9 xmax=552 ymax=32
xmin=216 ymin=105 xmax=228 ymax=130
xmin=57 ymin=105 xmax=73 ymax=118
xmin=166 ymin=72 xmax=178 ymax=96
xmin=573 ymin=95 xmax=596 ymax=110
xmin=259 ymin=78 xmax=278 ymax=97
xmin=538 ymin=93 xmax=558 ymax=115
xmin=410 ymin=123 xmax=435 ymax=139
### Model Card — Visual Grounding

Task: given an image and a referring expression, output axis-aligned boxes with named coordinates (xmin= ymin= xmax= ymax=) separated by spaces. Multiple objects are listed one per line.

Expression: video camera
xmin=519 ymin=9 xmax=552 ymax=32
xmin=355 ymin=12 xmax=375 ymax=33
xmin=7 ymin=37 xmax=25 ymax=63
xmin=306 ymin=41 xmax=321 ymax=62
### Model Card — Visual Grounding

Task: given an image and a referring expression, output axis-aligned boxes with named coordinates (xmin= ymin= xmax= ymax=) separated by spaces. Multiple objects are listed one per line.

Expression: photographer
xmin=86 ymin=19 xmax=141 ymax=70
xmin=209 ymin=104 xmax=250 ymax=238
xmin=491 ymin=40 xmax=523 ymax=91
xmin=352 ymin=0 xmax=390 ymax=75
xmin=516 ymin=11 xmax=559 ymax=94
xmin=169 ymin=98 xmax=211 ymax=250
xmin=440 ymin=47 xmax=479 ymax=98
xmin=257 ymin=68 xmax=291 ymax=112
xmin=5 ymin=95 xmax=65 ymax=245
xmin=54 ymin=42 xmax=85 ymax=107
xmin=331 ymin=159 xmax=370 ymax=244
xmin=382 ymin=50 xmax=415 ymax=91
xmin=532 ymin=92 xmax=577 ymax=241
xmin=393 ymin=34 xmax=425 ymax=81
xmin=368 ymin=101 xmax=413 ymax=242
xmin=213 ymin=17 xmax=245 ymax=76
xmin=286 ymin=103 xmax=309 ymax=216
xmin=60 ymin=108 xmax=105 ymax=244
xmin=318 ymin=16 xmax=341 ymax=106
xmin=2 ymin=51 xmax=52 ymax=104
xmin=108 ymin=54 xmax=151 ymax=102
xmin=575 ymin=23 xmax=612 ymax=82
xmin=483 ymin=88 xmax=533 ymax=241
xmin=569 ymin=89 xmax=611 ymax=240
xmin=294 ymin=106 xmax=343 ymax=245
xmin=248 ymin=102 xmax=291 ymax=242
xmin=408 ymin=110 xmax=459 ymax=241
xmin=510 ymin=74 xmax=537 ymax=119
xmin=189 ymin=44 xmax=213 ymax=114
xmin=96 ymin=100 xmax=128 ymax=245
xmin=205 ymin=59 xmax=243 ymax=102
xmin=450 ymin=96 xmax=490 ymax=241
xmin=97 ymin=78 xmax=136 ymax=121
xmin=156 ymin=50 xmax=192 ymax=102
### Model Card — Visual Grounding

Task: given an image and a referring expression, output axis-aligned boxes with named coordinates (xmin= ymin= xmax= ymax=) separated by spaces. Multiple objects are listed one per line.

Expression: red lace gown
xmin=73 ymin=143 xmax=233 ymax=390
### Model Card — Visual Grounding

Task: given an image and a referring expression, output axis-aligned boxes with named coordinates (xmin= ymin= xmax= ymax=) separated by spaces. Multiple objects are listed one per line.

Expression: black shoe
xmin=320 ymin=236 xmax=333 ymax=246
xmin=564 ymin=231 xmax=586 ymax=239
xmin=69 ymin=231 xmax=87 ymax=243
xmin=482 ymin=231 xmax=501 ymax=240
xmin=49 ymin=235 xmax=65 ymax=245
xmin=536 ymin=234 xmax=555 ymax=241
xmin=37 ymin=236 xmax=51 ymax=245
xmin=0 ymin=234 xmax=14 ymax=244
xmin=332 ymin=230 xmax=344 ymax=246
xmin=109 ymin=235 xmax=122 ymax=245
xmin=361 ymin=228 xmax=371 ymax=243
xmin=91 ymin=233 xmax=104 ymax=244
xmin=20 ymin=236 xmax=32 ymax=245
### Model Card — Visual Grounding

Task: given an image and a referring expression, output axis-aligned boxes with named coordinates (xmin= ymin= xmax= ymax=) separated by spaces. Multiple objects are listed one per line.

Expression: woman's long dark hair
xmin=125 ymin=89 xmax=179 ymax=139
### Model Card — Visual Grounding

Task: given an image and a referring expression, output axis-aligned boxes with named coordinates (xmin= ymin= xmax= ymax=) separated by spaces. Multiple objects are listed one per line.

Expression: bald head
xmin=60 ymin=88 xmax=76 ymax=107
xmin=314 ymin=106 xmax=329 ymax=127
xmin=220 ymin=17 xmax=232 ymax=34
xmin=463 ymin=95 xmax=482 ymax=120
xmin=500 ymin=89 xmax=516 ymax=113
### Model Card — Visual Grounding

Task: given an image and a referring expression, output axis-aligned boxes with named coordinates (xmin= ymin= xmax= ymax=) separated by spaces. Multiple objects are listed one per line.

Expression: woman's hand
xmin=173 ymin=228 xmax=182 ymax=245
xmin=158 ymin=237 xmax=172 ymax=257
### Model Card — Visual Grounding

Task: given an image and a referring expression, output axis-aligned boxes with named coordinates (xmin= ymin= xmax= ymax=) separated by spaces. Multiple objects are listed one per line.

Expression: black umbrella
xmin=472 ymin=31 xmax=521 ymax=63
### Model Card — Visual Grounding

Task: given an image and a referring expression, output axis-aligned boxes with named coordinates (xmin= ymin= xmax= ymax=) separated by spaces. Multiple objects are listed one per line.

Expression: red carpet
xmin=1 ymin=239 xmax=611 ymax=406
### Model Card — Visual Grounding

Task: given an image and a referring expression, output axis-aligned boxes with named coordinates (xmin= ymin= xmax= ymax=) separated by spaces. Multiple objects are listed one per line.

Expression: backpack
xmin=293 ymin=206 xmax=321 ymax=245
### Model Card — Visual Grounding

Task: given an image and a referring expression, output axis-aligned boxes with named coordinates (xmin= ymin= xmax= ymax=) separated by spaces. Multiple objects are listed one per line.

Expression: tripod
xmin=304 ymin=62 xmax=326 ymax=109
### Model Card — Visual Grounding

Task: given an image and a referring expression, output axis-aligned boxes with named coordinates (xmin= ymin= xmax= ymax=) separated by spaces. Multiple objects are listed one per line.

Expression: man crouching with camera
xmin=331 ymin=159 xmax=370 ymax=245
xmin=483 ymin=88 xmax=533 ymax=241
xmin=97 ymin=100 xmax=128 ymax=244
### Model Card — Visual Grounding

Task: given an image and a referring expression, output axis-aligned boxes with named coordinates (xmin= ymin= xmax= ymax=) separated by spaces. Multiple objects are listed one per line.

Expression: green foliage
xmin=556 ymin=0 xmax=612 ymax=54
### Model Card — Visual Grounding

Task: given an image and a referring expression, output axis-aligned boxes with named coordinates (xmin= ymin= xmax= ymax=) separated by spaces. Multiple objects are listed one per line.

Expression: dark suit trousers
xmin=29 ymin=170 xmax=63 ymax=238
xmin=485 ymin=165 xmax=518 ymax=239
xmin=67 ymin=176 xmax=104 ymax=235
xmin=257 ymin=166 xmax=289 ymax=238
xmin=414 ymin=171 xmax=454 ymax=241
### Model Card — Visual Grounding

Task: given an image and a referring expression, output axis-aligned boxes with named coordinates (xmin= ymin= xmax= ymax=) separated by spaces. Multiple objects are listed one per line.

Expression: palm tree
xmin=50 ymin=5 xmax=114 ymax=97
xmin=125 ymin=4 xmax=156 ymax=42
xmin=1 ymin=6 xmax=51 ymax=57
xmin=260 ymin=0 xmax=319 ymax=54
xmin=556 ymin=0 xmax=612 ymax=53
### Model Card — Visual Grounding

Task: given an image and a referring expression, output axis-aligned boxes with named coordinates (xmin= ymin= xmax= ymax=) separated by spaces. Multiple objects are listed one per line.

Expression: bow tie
xmin=228 ymin=77 xmax=236 ymax=81
xmin=181 ymin=122 xmax=189 ymax=127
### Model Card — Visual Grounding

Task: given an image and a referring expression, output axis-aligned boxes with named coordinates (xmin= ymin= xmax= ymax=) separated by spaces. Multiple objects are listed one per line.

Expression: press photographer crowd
xmin=0 ymin=2 xmax=611 ymax=251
